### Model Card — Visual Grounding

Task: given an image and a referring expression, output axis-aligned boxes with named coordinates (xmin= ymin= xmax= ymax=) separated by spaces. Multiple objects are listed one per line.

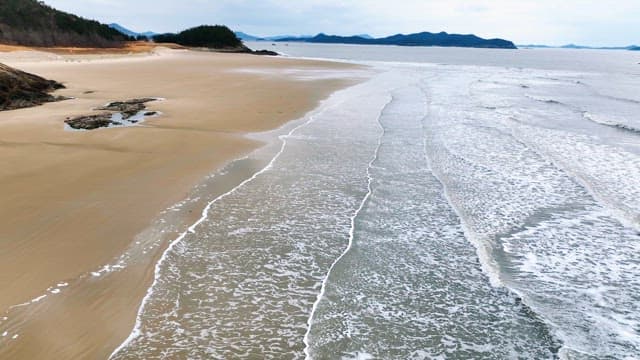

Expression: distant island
xmin=0 ymin=0 xmax=132 ymax=47
xmin=519 ymin=43 xmax=640 ymax=51
xmin=235 ymin=32 xmax=315 ymax=41
xmin=234 ymin=31 xmax=262 ymax=42
xmin=246 ymin=32 xmax=517 ymax=49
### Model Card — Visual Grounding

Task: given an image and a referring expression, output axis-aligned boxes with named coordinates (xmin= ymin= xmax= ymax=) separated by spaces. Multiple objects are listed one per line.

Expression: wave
xmin=583 ymin=112 xmax=640 ymax=134
xmin=302 ymin=94 xmax=391 ymax=359
xmin=108 ymin=98 xmax=337 ymax=359
xmin=525 ymin=94 xmax=564 ymax=105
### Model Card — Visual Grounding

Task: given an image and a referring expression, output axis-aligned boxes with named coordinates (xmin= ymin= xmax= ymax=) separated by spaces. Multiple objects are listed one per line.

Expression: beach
xmin=3 ymin=42 xmax=640 ymax=360
xmin=109 ymin=44 xmax=639 ymax=359
xmin=0 ymin=47 xmax=359 ymax=359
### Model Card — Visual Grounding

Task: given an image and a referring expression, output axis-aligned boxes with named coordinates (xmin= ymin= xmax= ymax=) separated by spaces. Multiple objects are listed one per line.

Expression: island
xmin=275 ymin=31 xmax=517 ymax=49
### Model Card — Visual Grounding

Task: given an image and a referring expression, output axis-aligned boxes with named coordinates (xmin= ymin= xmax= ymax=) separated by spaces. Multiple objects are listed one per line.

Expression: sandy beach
xmin=0 ymin=47 xmax=359 ymax=359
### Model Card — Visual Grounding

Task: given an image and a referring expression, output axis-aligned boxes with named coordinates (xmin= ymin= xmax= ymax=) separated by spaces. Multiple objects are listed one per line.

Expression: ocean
xmin=111 ymin=43 xmax=640 ymax=359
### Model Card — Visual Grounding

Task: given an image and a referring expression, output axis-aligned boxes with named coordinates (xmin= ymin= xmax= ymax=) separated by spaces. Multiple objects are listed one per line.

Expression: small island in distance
xmin=238 ymin=31 xmax=518 ymax=49
xmin=520 ymin=43 xmax=640 ymax=51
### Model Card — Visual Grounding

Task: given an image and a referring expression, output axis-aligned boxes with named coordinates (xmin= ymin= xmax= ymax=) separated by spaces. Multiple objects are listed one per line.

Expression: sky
xmin=44 ymin=0 xmax=640 ymax=46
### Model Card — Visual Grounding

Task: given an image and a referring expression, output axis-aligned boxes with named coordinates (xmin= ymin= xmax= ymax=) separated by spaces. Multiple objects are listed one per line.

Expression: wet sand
xmin=0 ymin=48 xmax=359 ymax=358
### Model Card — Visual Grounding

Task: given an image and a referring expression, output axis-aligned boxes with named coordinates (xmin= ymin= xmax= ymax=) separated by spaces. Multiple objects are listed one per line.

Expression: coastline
xmin=0 ymin=47 xmax=364 ymax=358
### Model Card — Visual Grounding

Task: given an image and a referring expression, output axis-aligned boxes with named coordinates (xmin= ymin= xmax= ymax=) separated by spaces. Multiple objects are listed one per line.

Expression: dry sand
xmin=0 ymin=47 xmax=361 ymax=358
xmin=0 ymin=41 xmax=185 ymax=55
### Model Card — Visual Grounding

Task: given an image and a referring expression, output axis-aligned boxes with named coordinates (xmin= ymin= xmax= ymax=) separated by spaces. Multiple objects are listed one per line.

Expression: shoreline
xmin=110 ymin=95 xmax=330 ymax=358
xmin=0 ymin=47 xmax=365 ymax=358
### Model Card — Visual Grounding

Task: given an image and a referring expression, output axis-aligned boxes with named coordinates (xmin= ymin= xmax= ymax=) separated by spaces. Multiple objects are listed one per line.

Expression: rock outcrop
xmin=0 ymin=62 xmax=66 ymax=111
xmin=64 ymin=113 xmax=113 ymax=130
xmin=65 ymin=98 xmax=159 ymax=130
xmin=97 ymin=98 xmax=157 ymax=119
xmin=250 ymin=49 xmax=279 ymax=56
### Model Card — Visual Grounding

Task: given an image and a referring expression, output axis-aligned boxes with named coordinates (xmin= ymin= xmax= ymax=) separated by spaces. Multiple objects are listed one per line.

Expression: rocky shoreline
xmin=65 ymin=98 xmax=160 ymax=130
xmin=0 ymin=62 xmax=67 ymax=111
xmin=250 ymin=49 xmax=279 ymax=56
xmin=202 ymin=46 xmax=279 ymax=56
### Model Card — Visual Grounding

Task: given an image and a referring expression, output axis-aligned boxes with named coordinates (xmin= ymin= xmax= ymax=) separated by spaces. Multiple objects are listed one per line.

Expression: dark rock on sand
xmin=99 ymin=98 xmax=157 ymax=109
xmin=65 ymin=113 xmax=113 ymax=130
xmin=97 ymin=98 xmax=156 ymax=119
xmin=0 ymin=62 xmax=66 ymax=111
xmin=68 ymin=98 xmax=159 ymax=130
xmin=251 ymin=49 xmax=279 ymax=56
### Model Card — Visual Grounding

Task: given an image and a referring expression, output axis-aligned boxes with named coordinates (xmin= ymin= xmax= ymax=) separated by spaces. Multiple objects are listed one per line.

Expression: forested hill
xmin=153 ymin=25 xmax=245 ymax=50
xmin=0 ymin=0 xmax=132 ymax=47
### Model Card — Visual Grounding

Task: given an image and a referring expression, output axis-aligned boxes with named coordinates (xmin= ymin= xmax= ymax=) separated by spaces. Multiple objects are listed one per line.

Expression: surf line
xmin=506 ymin=118 xmax=640 ymax=233
xmin=302 ymin=94 xmax=392 ymax=359
xmin=417 ymin=83 xmax=504 ymax=288
xmin=108 ymin=97 xmax=340 ymax=359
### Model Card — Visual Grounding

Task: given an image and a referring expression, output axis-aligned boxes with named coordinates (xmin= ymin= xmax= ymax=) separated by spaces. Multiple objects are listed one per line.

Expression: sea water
xmin=107 ymin=44 xmax=640 ymax=359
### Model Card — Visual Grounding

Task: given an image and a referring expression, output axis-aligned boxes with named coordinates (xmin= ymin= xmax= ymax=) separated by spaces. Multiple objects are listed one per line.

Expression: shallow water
xmin=108 ymin=46 xmax=640 ymax=359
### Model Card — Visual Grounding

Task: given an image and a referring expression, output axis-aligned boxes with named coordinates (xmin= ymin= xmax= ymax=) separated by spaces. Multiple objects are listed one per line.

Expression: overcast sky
xmin=45 ymin=0 xmax=639 ymax=46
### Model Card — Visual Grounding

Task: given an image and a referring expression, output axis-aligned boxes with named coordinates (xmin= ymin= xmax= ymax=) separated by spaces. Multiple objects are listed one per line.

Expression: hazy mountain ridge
xmin=0 ymin=0 xmax=132 ymax=47
xmin=235 ymin=31 xmax=373 ymax=41
xmin=520 ymin=43 xmax=640 ymax=51
xmin=234 ymin=31 xmax=262 ymax=41
xmin=109 ymin=23 xmax=156 ymax=39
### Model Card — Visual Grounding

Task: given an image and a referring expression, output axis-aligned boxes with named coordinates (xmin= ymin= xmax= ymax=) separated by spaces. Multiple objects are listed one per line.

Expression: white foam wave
xmin=582 ymin=111 xmax=640 ymax=133
xmin=419 ymin=83 xmax=505 ymax=288
xmin=108 ymin=92 xmax=342 ymax=359
xmin=302 ymin=94 xmax=391 ymax=359
xmin=341 ymin=351 xmax=375 ymax=360
xmin=525 ymin=94 xmax=563 ymax=104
